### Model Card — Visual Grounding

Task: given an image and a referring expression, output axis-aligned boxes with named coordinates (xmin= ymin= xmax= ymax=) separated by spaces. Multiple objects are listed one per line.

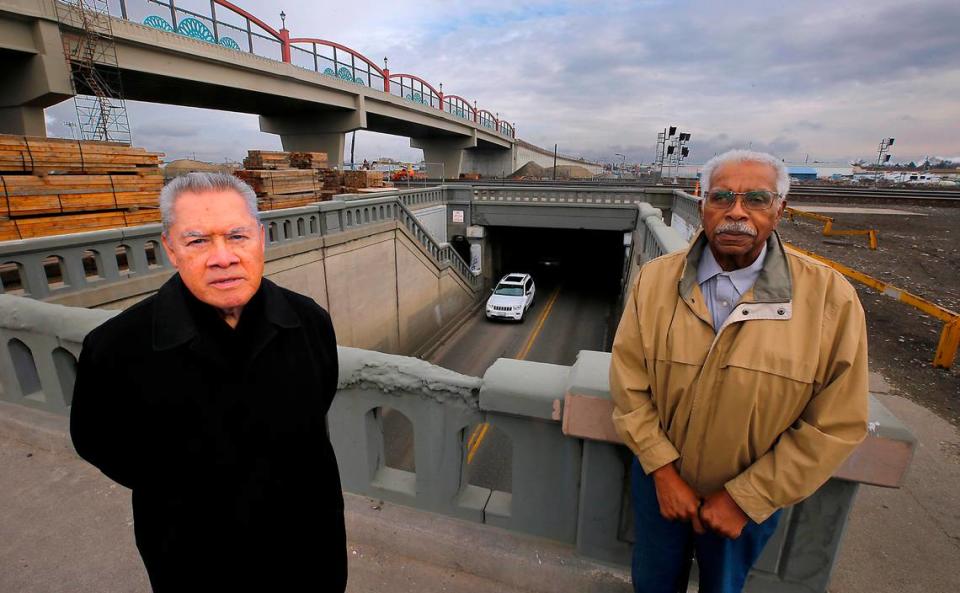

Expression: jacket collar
xmin=679 ymin=230 xmax=792 ymax=304
xmin=152 ymin=274 xmax=300 ymax=352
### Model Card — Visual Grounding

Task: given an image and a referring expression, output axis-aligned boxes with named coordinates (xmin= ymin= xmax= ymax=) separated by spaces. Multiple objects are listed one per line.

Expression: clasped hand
xmin=651 ymin=463 xmax=748 ymax=539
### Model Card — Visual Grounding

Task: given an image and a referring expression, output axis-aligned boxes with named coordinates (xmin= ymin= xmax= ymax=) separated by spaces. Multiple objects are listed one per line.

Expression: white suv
xmin=486 ymin=273 xmax=535 ymax=321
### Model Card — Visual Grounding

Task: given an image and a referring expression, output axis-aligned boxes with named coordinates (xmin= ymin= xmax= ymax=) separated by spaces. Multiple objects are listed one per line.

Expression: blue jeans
xmin=631 ymin=457 xmax=781 ymax=593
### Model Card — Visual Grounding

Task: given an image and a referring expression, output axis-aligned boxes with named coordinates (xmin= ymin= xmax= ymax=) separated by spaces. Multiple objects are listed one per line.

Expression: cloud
xmin=43 ymin=0 xmax=959 ymax=166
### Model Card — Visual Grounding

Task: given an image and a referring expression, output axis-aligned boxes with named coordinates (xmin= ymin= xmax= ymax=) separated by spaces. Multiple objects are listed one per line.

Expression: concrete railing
xmin=0 ymin=187 xmax=478 ymax=299
xmin=472 ymin=185 xmax=676 ymax=208
xmin=670 ymin=190 xmax=702 ymax=241
xmin=636 ymin=203 xmax=689 ymax=263
xmin=0 ymin=294 xmax=916 ymax=593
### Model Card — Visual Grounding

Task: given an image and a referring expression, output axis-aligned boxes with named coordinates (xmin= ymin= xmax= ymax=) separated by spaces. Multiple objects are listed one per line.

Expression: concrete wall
xmin=514 ymin=142 xmax=605 ymax=176
xmin=409 ymin=204 xmax=447 ymax=243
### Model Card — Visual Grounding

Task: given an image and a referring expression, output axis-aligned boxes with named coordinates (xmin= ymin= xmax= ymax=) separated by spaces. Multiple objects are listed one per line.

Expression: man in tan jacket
xmin=610 ymin=150 xmax=868 ymax=593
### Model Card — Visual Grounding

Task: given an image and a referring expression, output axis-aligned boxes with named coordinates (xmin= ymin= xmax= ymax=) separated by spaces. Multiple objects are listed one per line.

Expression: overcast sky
xmin=45 ymin=0 xmax=960 ymax=166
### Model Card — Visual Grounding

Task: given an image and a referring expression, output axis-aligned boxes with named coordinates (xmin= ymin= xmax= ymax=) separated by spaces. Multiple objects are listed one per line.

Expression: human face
xmin=161 ymin=190 xmax=265 ymax=319
xmin=700 ymin=160 xmax=785 ymax=271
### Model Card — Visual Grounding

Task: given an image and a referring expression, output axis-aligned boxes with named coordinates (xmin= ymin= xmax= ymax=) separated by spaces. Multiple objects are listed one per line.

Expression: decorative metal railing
xmin=389 ymin=73 xmax=442 ymax=109
xmin=442 ymin=95 xmax=475 ymax=122
xmin=101 ymin=0 xmax=515 ymax=137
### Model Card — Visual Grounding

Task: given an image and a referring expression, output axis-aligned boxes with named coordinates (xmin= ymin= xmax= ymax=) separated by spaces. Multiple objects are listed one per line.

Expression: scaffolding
xmin=54 ymin=0 xmax=132 ymax=143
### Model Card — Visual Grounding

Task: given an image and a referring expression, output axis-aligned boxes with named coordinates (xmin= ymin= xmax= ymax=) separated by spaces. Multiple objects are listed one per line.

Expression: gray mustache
xmin=715 ymin=222 xmax=757 ymax=236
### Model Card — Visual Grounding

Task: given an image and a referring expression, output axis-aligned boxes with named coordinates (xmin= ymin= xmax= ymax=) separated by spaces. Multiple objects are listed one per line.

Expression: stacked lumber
xmin=343 ymin=170 xmax=384 ymax=189
xmin=242 ymin=151 xmax=290 ymax=170
xmin=0 ymin=134 xmax=163 ymax=242
xmin=235 ymin=169 xmax=319 ymax=196
xmin=290 ymin=151 xmax=329 ymax=169
xmin=1 ymin=209 xmax=161 ymax=241
xmin=0 ymin=135 xmax=162 ymax=174
xmin=0 ymin=173 xmax=163 ymax=216
xmin=319 ymin=169 xmax=342 ymax=190
xmin=235 ymin=150 xmax=327 ymax=212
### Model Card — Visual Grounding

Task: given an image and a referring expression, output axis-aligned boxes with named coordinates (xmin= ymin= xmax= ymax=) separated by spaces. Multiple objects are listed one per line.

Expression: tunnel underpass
xmin=384 ymin=224 xmax=631 ymax=493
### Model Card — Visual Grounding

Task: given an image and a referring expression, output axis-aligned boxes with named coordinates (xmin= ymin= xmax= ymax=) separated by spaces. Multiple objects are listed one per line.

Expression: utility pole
xmin=553 ymin=144 xmax=558 ymax=180
xmin=350 ymin=131 xmax=356 ymax=170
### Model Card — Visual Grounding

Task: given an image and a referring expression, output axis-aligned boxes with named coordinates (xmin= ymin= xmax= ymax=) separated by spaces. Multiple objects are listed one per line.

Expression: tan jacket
xmin=610 ymin=231 xmax=868 ymax=523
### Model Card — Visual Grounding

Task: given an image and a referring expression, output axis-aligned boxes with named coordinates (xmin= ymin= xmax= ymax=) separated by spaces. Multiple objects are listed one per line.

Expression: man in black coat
xmin=70 ymin=172 xmax=346 ymax=591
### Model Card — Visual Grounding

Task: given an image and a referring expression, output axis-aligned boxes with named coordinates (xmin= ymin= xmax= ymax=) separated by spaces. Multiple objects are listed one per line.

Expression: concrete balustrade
xmin=0 ymin=289 xmax=915 ymax=593
xmin=0 ymin=187 xmax=478 ymax=300
xmin=670 ymin=190 xmax=703 ymax=241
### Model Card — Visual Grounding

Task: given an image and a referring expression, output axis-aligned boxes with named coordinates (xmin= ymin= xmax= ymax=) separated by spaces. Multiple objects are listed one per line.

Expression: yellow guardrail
xmin=785 ymin=207 xmax=879 ymax=250
xmin=785 ymin=242 xmax=959 ymax=369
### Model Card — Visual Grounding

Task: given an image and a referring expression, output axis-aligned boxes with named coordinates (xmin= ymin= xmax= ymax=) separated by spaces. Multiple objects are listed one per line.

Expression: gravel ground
xmin=776 ymin=202 xmax=960 ymax=425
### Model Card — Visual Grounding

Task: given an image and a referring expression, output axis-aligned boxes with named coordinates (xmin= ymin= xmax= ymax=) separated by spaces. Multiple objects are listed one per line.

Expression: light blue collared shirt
xmin=697 ymin=244 xmax=767 ymax=331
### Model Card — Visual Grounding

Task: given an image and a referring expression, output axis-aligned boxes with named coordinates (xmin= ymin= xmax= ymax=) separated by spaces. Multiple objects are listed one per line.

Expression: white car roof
xmin=500 ymin=273 xmax=529 ymax=285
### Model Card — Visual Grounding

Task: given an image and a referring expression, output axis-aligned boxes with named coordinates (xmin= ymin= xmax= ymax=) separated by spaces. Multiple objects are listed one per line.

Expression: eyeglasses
xmin=704 ymin=190 xmax=781 ymax=210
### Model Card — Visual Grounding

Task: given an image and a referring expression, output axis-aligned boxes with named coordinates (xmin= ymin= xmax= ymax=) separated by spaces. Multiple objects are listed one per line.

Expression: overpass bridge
xmin=0 ymin=0 xmax=603 ymax=178
xmin=0 ymin=183 xmax=916 ymax=592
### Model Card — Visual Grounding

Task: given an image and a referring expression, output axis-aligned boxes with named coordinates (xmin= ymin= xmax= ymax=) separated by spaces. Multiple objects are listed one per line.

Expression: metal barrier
xmin=785 ymin=207 xmax=879 ymax=249
xmin=785 ymin=242 xmax=959 ymax=369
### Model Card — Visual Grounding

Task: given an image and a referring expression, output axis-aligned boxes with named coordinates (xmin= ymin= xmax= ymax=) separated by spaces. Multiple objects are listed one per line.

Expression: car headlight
xmin=514 ymin=305 xmax=523 ymax=310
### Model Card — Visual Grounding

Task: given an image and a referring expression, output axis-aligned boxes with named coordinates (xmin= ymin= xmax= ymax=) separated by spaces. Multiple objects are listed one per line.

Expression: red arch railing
xmin=288 ymin=37 xmax=387 ymax=90
xmin=389 ymin=73 xmax=442 ymax=109
xmin=443 ymin=95 xmax=476 ymax=122
xmin=119 ymin=0 xmax=515 ymax=138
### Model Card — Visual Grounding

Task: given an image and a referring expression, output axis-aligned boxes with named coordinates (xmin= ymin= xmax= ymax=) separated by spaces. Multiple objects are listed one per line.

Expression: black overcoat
xmin=70 ymin=274 xmax=346 ymax=592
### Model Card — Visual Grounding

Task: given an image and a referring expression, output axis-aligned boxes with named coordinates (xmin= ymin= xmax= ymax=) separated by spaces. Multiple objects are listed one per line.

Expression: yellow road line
xmin=466 ymin=422 xmax=490 ymax=464
xmin=466 ymin=422 xmax=483 ymax=450
xmin=516 ymin=284 xmax=563 ymax=361
xmin=467 ymin=285 xmax=564 ymax=465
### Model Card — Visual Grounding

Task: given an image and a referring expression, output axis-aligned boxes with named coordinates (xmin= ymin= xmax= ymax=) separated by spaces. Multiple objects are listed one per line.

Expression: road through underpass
xmin=381 ymin=228 xmax=626 ymax=494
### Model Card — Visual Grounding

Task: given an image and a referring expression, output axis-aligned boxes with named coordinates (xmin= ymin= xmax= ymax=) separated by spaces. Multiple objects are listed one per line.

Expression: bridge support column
xmin=259 ymin=97 xmax=367 ymax=169
xmin=410 ymin=134 xmax=477 ymax=180
xmin=277 ymin=132 xmax=346 ymax=166
xmin=0 ymin=20 xmax=73 ymax=136
xmin=0 ymin=107 xmax=47 ymax=137
xmin=461 ymin=145 xmax=516 ymax=178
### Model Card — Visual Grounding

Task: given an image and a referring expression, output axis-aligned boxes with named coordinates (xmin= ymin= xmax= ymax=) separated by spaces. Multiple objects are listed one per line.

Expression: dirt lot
xmin=776 ymin=201 xmax=960 ymax=425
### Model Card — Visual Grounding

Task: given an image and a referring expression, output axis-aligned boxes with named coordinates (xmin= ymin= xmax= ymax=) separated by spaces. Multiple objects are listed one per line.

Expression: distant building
xmin=787 ymin=166 xmax=817 ymax=181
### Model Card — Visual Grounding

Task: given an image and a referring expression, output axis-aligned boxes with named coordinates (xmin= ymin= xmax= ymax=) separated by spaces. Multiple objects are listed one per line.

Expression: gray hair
xmin=159 ymin=172 xmax=259 ymax=236
xmin=700 ymin=149 xmax=791 ymax=198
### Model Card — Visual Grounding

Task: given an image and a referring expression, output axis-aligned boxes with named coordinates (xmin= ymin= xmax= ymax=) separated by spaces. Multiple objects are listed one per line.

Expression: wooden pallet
xmin=242 ymin=150 xmax=291 ymax=170
xmin=0 ymin=135 xmax=163 ymax=174
xmin=0 ymin=173 xmax=162 ymax=217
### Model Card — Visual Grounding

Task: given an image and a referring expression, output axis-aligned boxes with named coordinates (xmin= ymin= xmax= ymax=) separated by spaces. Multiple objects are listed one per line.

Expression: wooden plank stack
xmin=235 ymin=150 xmax=344 ymax=211
xmin=343 ymin=170 xmax=384 ymax=189
xmin=289 ymin=151 xmax=328 ymax=169
xmin=242 ymin=151 xmax=291 ymax=170
xmin=0 ymin=135 xmax=162 ymax=174
xmin=0 ymin=134 xmax=163 ymax=242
